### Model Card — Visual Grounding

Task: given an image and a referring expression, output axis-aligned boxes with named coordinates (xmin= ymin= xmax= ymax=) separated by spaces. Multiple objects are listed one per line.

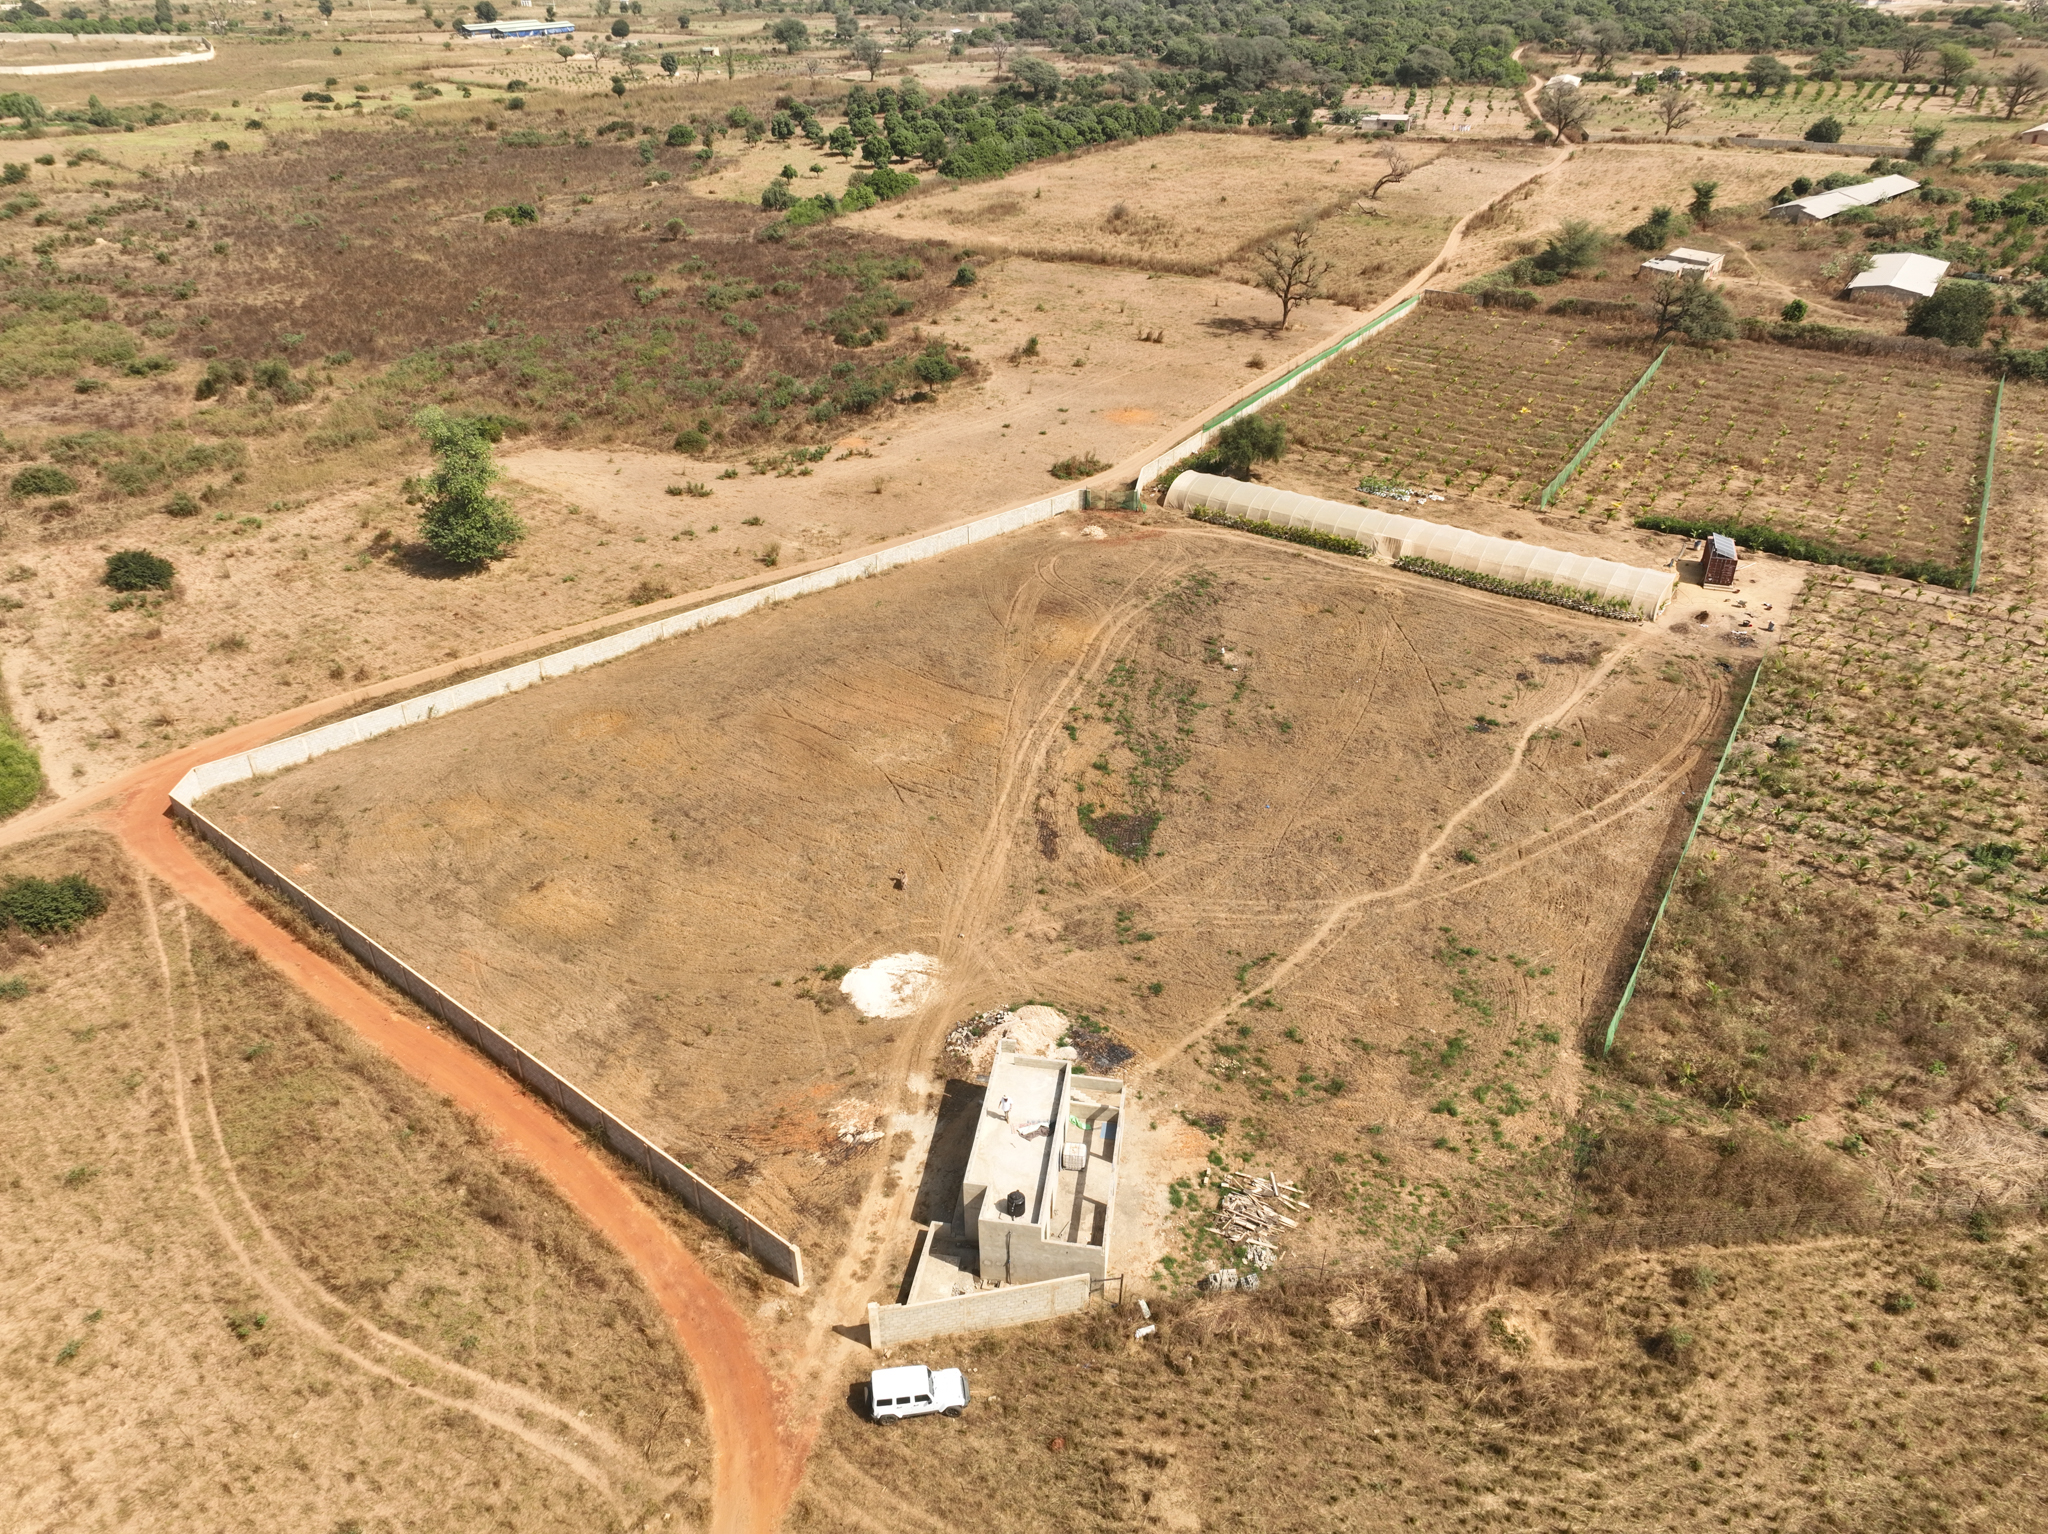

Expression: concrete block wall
xmin=173 ymin=799 xmax=807 ymax=1288
xmin=867 ymin=1272 xmax=1091 ymax=1349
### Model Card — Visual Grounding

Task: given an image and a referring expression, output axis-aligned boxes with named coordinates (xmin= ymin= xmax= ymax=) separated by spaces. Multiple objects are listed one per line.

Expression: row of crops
xmin=1268 ymin=311 xmax=1647 ymax=505
xmin=1706 ymin=575 xmax=2048 ymax=928
xmin=1562 ymin=352 xmax=1997 ymax=580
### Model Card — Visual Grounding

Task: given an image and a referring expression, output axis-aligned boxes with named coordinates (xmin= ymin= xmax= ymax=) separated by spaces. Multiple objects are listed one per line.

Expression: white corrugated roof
xmin=1847 ymin=251 xmax=1950 ymax=298
xmin=1771 ymin=174 xmax=1920 ymax=221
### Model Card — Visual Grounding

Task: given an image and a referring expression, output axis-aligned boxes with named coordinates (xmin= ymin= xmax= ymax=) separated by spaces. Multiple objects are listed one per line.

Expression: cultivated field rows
xmin=1563 ymin=351 xmax=1996 ymax=573
xmin=1271 ymin=309 xmax=1650 ymax=503
xmin=1707 ymin=574 xmax=2048 ymax=927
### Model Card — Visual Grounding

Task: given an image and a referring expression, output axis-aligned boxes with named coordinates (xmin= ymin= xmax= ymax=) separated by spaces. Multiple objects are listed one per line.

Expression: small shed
xmin=1702 ymin=534 xmax=1737 ymax=588
xmin=1639 ymin=247 xmax=1725 ymax=277
xmin=2018 ymin=123 xmax=2048 ymax=145
xmin=1847 ymin=251 xmax=1950 ymax=303
xmin=1548 ymin=73 xmax=1582 ymax=89
xmin=1357 ymin=112 xmax=1411 ymax=130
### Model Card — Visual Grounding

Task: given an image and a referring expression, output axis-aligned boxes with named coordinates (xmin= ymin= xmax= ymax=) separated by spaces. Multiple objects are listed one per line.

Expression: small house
xmin=1357 ymin=112 xmax=1411 ymax=131
xmin=1847 ymin=250 xmax=1949 ymax=303
xmin=1639 ymin=247 xmax=1725 ymax=278
xmin=2018 ymin=122 xmax=2048 ymax=145
xmin=1702 ymin=533 xmax=1737 ymax=588
xmin=1548 ymin=73 xmax=1582 ymax=89
xmin=1768 ymin=173 xmax=1919 ymax=225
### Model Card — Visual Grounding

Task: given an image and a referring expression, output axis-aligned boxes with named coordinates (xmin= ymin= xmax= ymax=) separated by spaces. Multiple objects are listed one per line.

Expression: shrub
xmin=1633 ymin=512 xmax=1964 ymax=586
xmin=1906 ymin=281 xmax=1995 ymax=348
xmin=1780 ymin=298 xmax=1809 ymax=323
xmin=665 ymin=122 xmax=695 ymax=147
xmin=193 ymin=357 xmax=249 ymax=400
xmin=414 ymin=408 xmax=524 ymax=565
xmin=1805 ymin=115 xmax=1844 ymax=143
xmin=1624 ymin=205 xmax=1691 ymax=251
xmin=1048 ymin=453 xmax=1109 ymax=480
xmin=1186 ymin=506 xmax=1369 ymax=556
xmin=0 ymin=874 xmax=107 ymax=934
xmin=482 ymin=202 xmax=538 ymax=225
xmin=9 ymin=464 xmax=75 ymax=498
xmin=1195 ymin=414 xmax=1286 ymax=478
xmin=910 ymin=341 xmax=959 ymax=384
xmin=760 ymin=178 xmax=794 ymax=211
xmin=164 ymin=491 xmax=200 ymax=517
xmin=0 ymin=730 xmax=40 ymax=817
xmin=674 ymin=427 xmax=710 ymax=453
xmin=102 ymin=549 xmax=175 ymax=592
xmin=953 ymin=264 xmax=976 ymax=286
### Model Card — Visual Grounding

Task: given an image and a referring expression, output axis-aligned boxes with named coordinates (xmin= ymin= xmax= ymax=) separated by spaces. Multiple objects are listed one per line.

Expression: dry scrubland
xmin=0 ymin=831 xmax=706 ymax=1531
xmin=796 ymin=1222 xmax=2048 ymax=1533
xmin=204 ymin=516 xmax=1726 ymax=1300
xmin=0 ymin=95 xmax=1537 ymax=796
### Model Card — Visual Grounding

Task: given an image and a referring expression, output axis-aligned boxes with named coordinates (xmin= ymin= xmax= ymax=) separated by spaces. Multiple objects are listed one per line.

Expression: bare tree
xmin=1566 ymin=19 xmax=1595 ymax=65
xmin=988 ymin=32 xmax=1011 ymax=75
xmin=1535 ymin=78 xmax=1597 ymax=141
xmin=1252 ymin=224 xmax=1333 ymax=330
xmin=850 ymin=30 xmax=884 ymax=79
xmin=2002 ymin=60 xmax=2048 ymax=119
xmin=1668 ymin=9 xmax=1708 ymax=60
xmin=1366 ymin=145 xmax=1418 ymax=198
xmin=1893 ymin=30 xmax=1933 ymax=78
xmin=2028 ymin=0 xmax=2048 ymax=24
xmin=1588 ymin=17 xmax=1628 ymax=73
xmin=1653 ymin=81 xmax=1697 ymax=134
xmin=1985 ymin=21 xmax=2017 ymax=56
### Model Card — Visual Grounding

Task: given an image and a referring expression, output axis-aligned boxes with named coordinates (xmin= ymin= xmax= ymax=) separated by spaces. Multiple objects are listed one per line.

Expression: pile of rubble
xmin=944 ymin=1010 xmax=1014 ymax=1061
xmin=1356 ymin=476 xmax=1447 ymax=506
xmin=1205 ymin=1169 xmax=1308 ymax=1270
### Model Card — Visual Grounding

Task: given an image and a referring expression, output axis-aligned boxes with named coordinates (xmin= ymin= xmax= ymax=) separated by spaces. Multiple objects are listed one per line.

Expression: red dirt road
xmin=3 ymin=720 xmax=799 ymax=1534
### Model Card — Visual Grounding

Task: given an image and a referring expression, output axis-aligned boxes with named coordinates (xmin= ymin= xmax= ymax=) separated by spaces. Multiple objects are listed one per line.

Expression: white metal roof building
xmin=1846 ymin=250 xmax=1950 ymax=302
xmin=455 ymin=17 xmax=573 ymax=37
xmin=1639 ymin=246 xmax=1725 ymax=277
xmin=1767 ymin=173 xmax=1920 ymax=224
xmin=1165 ymin=473 xmax=1677 ymax=618
xmin=2018 ymin=122 xmax=2048 ymax=145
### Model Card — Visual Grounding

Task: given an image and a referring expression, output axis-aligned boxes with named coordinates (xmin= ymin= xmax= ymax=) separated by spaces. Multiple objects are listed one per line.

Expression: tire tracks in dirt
xmin=132 ymin=865 xmax=657 ymax=1519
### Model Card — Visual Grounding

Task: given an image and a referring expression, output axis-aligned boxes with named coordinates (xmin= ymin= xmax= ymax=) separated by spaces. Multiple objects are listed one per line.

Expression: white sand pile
xmin=950 ymin=1003 xmax=1074 ymax=1075
xmin=839 ymin=952 xmax=941 ymax=1019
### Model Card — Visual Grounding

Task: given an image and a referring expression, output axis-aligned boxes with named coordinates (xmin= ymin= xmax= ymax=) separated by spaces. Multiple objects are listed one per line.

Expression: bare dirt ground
xmin=202 ymin=514 xmax=1727 ymax=1330
xmin=842 ymin=132 xmax=1547 ymax=288
xmin=793 ymin=1220 xmax=2048 ymax=1534
xmin=0 ymin=829 xmax=708 ymax=1532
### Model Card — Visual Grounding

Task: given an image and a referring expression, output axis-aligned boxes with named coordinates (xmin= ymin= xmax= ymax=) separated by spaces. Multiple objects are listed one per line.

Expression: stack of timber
xmin=1206 ymin=1169 xmax=1309 ymax=1269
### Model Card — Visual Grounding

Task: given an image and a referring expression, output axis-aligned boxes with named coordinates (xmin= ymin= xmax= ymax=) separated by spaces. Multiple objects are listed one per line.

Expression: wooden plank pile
xmin=1205 ymin=1169 xmax=1309 ymax=1269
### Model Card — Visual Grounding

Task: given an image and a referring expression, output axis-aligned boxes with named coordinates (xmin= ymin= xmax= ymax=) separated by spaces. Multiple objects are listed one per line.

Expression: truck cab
xmin=869 ymin=1363 xmax=969 ymax=1423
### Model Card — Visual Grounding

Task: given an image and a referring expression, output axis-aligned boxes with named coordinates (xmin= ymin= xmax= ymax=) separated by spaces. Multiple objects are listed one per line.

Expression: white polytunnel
xmin=1164 ymin=472 xmax=1677 ymax=619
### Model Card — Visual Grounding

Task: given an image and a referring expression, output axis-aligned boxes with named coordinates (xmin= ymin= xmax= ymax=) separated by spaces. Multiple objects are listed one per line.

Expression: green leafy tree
xmin=1746 ymin=54 xmax=1792 ymax=93
xmin=1933 ymin=43 xmax=1975 ymax=94
xmin=1689 ymin=179 xmax=1718 ymax=226
xmin=1200 ymin=414 xmax=1287 ymax=478
xmin=1906 ymin=281 xmax=1995 ymax=347
xmin=155 ymin=0 xmax=174 ymax=25
xmin=660 ymin=51 xmax=678 ymax=77
xmin=1625 ymin=205 xmax=1691 ymax=251
xmin=610 ymin=17 xmax=629 ymax=37
xmin=1538 ymin=218 xmax=1607 ymax=275
xmin=472 ymin=0 xmax=497 ymax=18
xmin=415 ymin=409 xmax=524 ymax=565
xmin=1780 ymin=298 xmax=1809 ymax=323
xmin=849 ymin=32 xmax=884 ymax=78
xmin=1649 ymin=270 xmax=1736 ymax=345
xmin=769 ymin=15 xmax=807 ymax=52
xmin=1804 ymin=115 xmax=1843 ymax=142
xmin=1010 ymin=54 xmax=1060 ymax=99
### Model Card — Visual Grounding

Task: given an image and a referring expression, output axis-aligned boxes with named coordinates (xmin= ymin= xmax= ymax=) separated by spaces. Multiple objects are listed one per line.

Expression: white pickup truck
xmin=869 ymin=1363 xmax=969 ymax=1423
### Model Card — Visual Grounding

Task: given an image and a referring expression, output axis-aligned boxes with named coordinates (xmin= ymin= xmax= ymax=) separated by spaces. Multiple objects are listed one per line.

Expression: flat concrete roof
xmin=963 ymin=1051 xmax=1064 ymax=1226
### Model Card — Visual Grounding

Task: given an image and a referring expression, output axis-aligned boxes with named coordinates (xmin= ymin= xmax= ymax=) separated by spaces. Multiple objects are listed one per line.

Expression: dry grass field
xmin=796 ymin=1219 xmax=2048 ymax=1534
xmin=201 ymin=513 xmax=1729 ymax=1300
xmin=841 ymin=133 xmax=1546 ymax=296
xmin=0 ymin=830 xmax=706 ymax=1532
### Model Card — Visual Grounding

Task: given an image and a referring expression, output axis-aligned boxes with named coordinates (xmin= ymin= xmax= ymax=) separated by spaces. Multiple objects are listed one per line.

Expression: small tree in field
xmin=850 ymin=32 xmax=884 ymax=78
xmin=1906 ymin=281 xmax=1995 ymax=347
xmin=415 ymin=409 xmax=524 ymax=565
xmin=1202 ymin=415 xmax=1286 ymax=478
xmin=1653 ymin=83 xmax=1696 ymax=135
xmin=1689 ymin=179 xmax=1718 ymax=226
xmin=1650 ymin=270 xmax=1736 ymax=345
xmin=2000 ymin=62 xmax=2048 ymax=120
xmin=1251 ymin=224 xmax=1332 ymax=330
xmin=1534 ymin=78 xmax=1595 ymax=142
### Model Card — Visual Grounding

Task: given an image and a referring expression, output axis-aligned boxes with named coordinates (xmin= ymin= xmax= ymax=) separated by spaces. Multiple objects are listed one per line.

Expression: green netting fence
xmin=1199 ymin=296 xmax=1420 ymax=433
xmin=1602 ymin=658 xmax=1764 ymax=1056
xmin=1538 ymin=346 xmax=1669 ymax=510
xmin=1969 ymin=375 xmax=2004 ymax=594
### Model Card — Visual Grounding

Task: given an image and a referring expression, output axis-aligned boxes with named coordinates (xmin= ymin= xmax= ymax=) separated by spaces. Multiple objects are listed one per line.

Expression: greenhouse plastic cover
xmin=1166 ymin=473 xmax=1677 ymax=618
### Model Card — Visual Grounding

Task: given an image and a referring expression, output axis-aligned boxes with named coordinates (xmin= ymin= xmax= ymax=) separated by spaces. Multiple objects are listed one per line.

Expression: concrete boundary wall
xmin=868 ymin=1272 xmax=1090 ymax=1349
xmin=172 ymin=797 xmax=808 ymax=1287
xmin=1133 ymin=296 xmax=1420 ymax=492
xmin=172 ymin=485 xmax=1082 ymax=803
xmin=0 ymin=44 xmax=212 ymax=75
xmin=168 ymin=484 xmax=1090 ymax=1283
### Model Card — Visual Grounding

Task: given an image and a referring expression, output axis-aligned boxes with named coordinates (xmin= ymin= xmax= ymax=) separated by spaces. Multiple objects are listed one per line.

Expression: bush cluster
xmin=1186 ymin=506 xmax=1369 ymax=556
xmin=0 ymin=874 xmax=107 ymax=935
xmin=1393 ymin=555 xmax=1635 ymax=618
xmin=1633 ymin=513 xmax=1965 ymax=588
xmin=101 ymin=549 xmax=176 ymax=592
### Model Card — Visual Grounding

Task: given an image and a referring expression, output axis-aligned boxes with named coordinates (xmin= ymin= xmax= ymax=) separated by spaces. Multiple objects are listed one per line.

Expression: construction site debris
xmin=1203 ymin=1170 xmax=1308 ymax=1269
